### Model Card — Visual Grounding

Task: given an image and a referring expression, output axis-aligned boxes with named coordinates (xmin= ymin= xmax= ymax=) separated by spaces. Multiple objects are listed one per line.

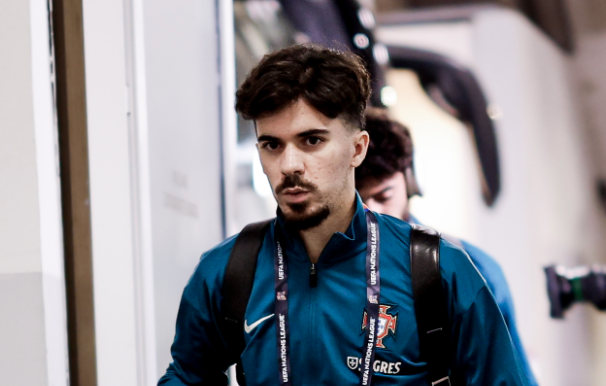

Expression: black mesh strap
xmin=410 ymin=224 xmax=451 ymax=386
xmin=221 ymin=219 xmax=273 ymax=386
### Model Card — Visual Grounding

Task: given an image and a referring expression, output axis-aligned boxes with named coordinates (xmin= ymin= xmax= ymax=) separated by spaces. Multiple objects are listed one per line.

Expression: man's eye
xmin=262 ymin=142 xmax=279 ymax=150
xmin=306 ymin=137 xmax=322 ymax=146
xmin=374 ymin=194 xmax=390 ymax=204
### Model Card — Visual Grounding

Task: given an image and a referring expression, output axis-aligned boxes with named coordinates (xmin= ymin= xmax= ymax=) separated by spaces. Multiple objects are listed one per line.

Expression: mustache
xmin=275 ymin=174 xmax=317 ymax=194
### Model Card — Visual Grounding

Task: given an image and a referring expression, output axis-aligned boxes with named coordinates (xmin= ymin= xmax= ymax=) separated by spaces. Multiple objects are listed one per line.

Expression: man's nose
xmin=281 ymin=144 xmax=304 ymax=175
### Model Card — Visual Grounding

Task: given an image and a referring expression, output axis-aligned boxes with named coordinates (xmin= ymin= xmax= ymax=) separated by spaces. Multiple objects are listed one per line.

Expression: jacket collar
xmin=274 ymin=193 xmax=368 ymax=265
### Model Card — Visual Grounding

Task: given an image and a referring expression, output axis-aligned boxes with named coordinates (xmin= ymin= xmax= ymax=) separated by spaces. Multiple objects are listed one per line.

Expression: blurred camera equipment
xmin=544 ymin=265 xmax=606 ymax=318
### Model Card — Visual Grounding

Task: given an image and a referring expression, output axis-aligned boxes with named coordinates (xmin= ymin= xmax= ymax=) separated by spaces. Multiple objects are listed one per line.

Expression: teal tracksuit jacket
xmin=410 ymin=216 xmax=537 ymax=386
xmin=455 ymin=239 xmax=537 ymax=386
xmin=159 ymin=198 xmax=529 ymax=385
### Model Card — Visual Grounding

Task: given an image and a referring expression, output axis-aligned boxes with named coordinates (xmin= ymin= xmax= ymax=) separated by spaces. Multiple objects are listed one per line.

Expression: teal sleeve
xmin=460 ymin=241 xmax=537 ymax=386
xmin=157 ymin=254 xmax=232 ymax=385
xmin=450 ymin=286 xmax=530 ymax=386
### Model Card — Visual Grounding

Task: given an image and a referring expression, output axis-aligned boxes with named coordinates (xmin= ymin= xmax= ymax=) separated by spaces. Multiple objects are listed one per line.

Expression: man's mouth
xmin=275 ymin=174 xmax=317 ymax=205
xmin=281 ymin=187 xmax=310 ymax=203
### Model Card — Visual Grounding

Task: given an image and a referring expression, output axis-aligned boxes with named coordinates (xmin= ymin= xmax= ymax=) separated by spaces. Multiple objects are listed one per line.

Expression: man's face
xmin=357 ymin=172 xmax=409 ymax=220
xmin=256 ymin=99 xmax=368 ymax=230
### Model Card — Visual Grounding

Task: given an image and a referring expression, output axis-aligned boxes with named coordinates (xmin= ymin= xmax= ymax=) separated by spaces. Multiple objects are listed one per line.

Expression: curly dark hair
xmin=355 ymin=108 xmax=414 ymax=189
xmin=235 ymin=44 xmax=371 ymax=129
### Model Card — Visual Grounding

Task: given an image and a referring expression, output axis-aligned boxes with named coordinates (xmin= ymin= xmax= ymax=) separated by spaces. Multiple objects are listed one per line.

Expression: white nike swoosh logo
xmin=244 ymin=314 xmax=274 ymax=333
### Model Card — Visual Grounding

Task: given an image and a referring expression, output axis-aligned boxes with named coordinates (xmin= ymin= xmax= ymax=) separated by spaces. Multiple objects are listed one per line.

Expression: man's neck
xmin=299 ymin=192 xmax=357 ymax=264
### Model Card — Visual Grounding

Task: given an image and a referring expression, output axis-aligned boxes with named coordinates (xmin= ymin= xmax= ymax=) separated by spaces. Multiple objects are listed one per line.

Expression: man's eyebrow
xmin=257 ymin=134 xmax=279 ymax=143
xmin=297 ymin=128 xmax=330 ymax=138
xmin=257 ymin=129 xmax=329 ymax=143
xmin=372 ymin=186 xmax=393 ymax=197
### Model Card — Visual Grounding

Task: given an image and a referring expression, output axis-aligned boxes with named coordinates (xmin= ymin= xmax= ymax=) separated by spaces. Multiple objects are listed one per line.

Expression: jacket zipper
xmin=309 ymin=261 xmax=318 ymax=385
xmin=309 ymin=263 xmax=318 ymax=287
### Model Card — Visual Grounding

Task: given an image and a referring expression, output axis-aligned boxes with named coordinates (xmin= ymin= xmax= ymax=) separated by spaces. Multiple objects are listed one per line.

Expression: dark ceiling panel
xmin=376 ymin=0 xmax=574 ymax=52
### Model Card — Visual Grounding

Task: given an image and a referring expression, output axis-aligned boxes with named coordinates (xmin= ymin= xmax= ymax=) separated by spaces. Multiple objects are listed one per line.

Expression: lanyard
xmin=273 ymin=210 xmax=381 ymax=386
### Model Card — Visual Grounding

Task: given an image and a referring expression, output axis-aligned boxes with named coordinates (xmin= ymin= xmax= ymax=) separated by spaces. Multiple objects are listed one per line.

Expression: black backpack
xmin=220 ymin=219 xmax=451 ymax=386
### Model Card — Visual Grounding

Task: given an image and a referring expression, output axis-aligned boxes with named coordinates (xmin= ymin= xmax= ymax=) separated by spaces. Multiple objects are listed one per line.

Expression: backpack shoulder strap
xmin=410 ymin=224 xmax=451 ymax=386
xmin=221 ymin=219 xmax=273 ymax=385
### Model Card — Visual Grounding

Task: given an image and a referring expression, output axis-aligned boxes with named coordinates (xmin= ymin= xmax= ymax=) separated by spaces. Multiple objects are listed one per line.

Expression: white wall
xmin=82 ymin=0 xmax=140 ymax=384
xmin=378 ymin=8 xmax=606 ymax=386
xmin=140 ymin=0 xmax=226 ymax=378
xmin=82 ymin=0 xmax=232 ymax=383
xmin=471 ymin=11 xmax=604 ymax=386
xmin=0 ymin=0 xmax=233 ymax=385
xmin=0 ymin=0 xmax=69 ymax=385
xmin=566 ymin=3 xmax=606 ymax=380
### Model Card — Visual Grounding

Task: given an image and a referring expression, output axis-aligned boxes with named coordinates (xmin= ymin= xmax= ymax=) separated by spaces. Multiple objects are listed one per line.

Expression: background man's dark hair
xmin=355 ymin=108 xmax=414 ymax=189
xmin=236 ymin=44 xmax=371 ymax=129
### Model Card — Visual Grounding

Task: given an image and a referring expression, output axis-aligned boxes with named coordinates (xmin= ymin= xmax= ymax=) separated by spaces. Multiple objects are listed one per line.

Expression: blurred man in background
xmin=356 ymin=107 xmax=537 ymax=385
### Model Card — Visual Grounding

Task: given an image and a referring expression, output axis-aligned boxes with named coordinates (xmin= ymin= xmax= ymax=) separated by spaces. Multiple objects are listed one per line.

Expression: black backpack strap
xmin=221 ymin=219 xmax=273 ymax=386
xmin=410 ymin=224 xmax=451 ymax=386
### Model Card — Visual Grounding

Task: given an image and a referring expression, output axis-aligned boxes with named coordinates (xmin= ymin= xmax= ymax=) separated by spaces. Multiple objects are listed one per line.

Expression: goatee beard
xmin=275 ymin=173 xmax=329 ymax=231
xmin=283 ymin=204 xmax=330 ymax=231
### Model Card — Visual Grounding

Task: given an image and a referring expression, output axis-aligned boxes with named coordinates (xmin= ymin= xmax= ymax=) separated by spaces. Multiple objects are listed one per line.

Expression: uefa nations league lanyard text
xmin=274 ymin=210 xmax=381 ymax=386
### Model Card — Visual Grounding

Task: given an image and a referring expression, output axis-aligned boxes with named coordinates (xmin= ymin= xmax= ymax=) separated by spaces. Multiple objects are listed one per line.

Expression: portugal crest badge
xmin=362 ymin=304 xmax=398 ymax=349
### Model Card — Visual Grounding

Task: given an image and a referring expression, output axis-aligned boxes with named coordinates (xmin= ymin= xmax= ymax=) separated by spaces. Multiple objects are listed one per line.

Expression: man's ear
xmin=351 ymin=130 xmax=369 ymax=168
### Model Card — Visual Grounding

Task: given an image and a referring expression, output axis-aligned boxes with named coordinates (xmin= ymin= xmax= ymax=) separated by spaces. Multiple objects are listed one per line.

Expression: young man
xmin=158 ymin=45 xmax=529 ymax=385
xmin=356 ymin=108 xmax=537 ymax=385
